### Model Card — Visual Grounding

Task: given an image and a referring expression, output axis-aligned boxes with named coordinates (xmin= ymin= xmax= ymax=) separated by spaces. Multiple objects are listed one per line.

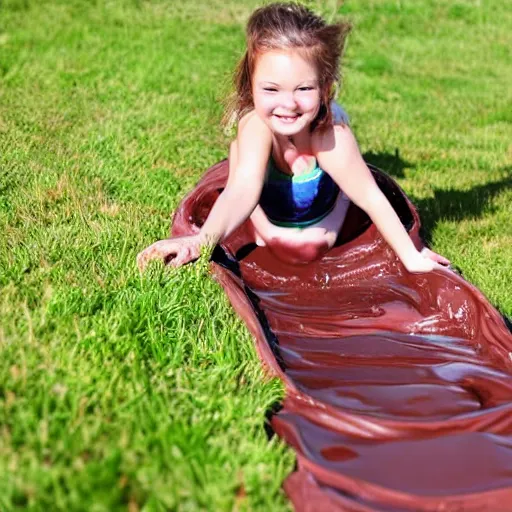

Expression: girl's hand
xmin=402 ymin=248 xmax=451 ymax=274
xmin=137 ymin=235 xmax=202 ymax=271
xmin=420 ymin=247 xmax=451 ymax=266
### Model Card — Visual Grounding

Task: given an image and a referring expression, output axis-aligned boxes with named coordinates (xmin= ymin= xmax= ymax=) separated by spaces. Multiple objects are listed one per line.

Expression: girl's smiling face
xmin=252 ymin=50 xmax=321 ymax=137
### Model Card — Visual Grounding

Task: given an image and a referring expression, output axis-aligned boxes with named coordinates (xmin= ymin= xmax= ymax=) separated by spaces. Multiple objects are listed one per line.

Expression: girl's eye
xmin=298 ymin=87 xmax=313 ymax=91
xmin=263 ymin=88 xmax=277 ymax=92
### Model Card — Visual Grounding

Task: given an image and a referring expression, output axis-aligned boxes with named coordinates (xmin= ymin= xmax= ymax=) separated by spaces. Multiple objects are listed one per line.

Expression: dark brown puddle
xmin=171 ymin=160 xmax=512 ymax=511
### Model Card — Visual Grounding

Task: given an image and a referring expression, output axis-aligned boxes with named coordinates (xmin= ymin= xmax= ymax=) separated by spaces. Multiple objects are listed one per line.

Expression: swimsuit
xmin=259 ymin=156 xmax=340 ymax=228
xmin=258 ymin=101 xmax=348 ymax=228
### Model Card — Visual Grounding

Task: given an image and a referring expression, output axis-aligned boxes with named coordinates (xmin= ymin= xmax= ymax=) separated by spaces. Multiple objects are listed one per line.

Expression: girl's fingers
xmin=438 ymin=257 xmax=450 ymax=265
xmin=171 ymin=247 xmax=195 ymax=268
xmin=137 ymin=241 xmax=176 ymax=271
xmin=137 ymin=237 xmax=200 ymax=271
xmin=430 ymin=251 xmax=450 ymax=265
xmin=136 ymin=248 xmax=156 ymax=271
xmin=136 ymin=253 xmax=145 ymax=271
xmin=169 ymin=247 xmax=187 ymax=267
xmin=421 ymin=247 xmax=451 ymax=266
xmin=171 ymin=245 xmax=201 ymax=268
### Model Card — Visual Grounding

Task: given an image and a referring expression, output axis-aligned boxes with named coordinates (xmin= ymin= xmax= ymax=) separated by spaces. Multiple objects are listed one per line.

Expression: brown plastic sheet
xmin=171 ymin=159 xmax=512 ymax=511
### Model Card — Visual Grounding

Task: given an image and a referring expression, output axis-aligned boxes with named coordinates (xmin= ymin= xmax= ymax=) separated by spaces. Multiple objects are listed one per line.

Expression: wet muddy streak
xmin=171 ymin=160 xmax=512 ymax=511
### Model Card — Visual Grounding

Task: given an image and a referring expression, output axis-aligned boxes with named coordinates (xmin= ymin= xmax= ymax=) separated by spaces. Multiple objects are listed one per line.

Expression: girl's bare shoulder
xmin=237 ymin=110 xmax=272 ymax=142
xmin=238 ymin=109 xmax=256 ymax=129
xmin=232 ymin=111 xmax=272 ymax=169
xmin=311 ymin=122 xmax=357 ymax=157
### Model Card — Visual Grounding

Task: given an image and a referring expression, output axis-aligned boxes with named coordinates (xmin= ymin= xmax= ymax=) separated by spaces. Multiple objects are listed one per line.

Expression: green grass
xmin=0 ymin=0 xmax=511 ymax=509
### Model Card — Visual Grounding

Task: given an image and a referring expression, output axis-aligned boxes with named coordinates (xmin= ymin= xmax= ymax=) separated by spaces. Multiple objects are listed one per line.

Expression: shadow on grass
xmin=412 ymin=167 xmax=512 ymax=244
xmin=365 ymin=151 xmax=511 ymax=244
xmin=362 ymin=150 xmax=511 ymax=241
xmin=363 ymin=149 xmax=415 ymax=178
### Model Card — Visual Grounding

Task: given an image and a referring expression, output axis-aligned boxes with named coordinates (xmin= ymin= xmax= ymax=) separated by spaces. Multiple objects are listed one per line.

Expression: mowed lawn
xmin=0 ymin=0 xmax=511 ymax=510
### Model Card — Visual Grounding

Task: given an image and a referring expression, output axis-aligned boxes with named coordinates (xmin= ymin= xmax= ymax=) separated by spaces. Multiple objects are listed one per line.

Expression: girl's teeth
xmin=278 ymin=115 xmax=299 ymax=123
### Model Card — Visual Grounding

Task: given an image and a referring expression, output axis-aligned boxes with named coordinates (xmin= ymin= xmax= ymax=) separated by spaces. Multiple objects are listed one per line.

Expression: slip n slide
xmin=171 ymin=159 xmax=512 ymax=512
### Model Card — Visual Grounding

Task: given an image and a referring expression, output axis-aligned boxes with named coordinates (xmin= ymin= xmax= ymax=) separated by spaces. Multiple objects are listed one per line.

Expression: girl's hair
xmin=224 ymin=2 xmax=351 ymax=132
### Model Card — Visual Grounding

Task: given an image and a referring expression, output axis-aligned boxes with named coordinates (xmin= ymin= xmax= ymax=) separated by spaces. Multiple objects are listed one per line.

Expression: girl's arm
xmin=314 ymin=125 xmax=443 ymax=273
xmin=197 ymin=114 xmax=271 ymax=245
xmin=137 ymin=114 xmax=271 ymax=270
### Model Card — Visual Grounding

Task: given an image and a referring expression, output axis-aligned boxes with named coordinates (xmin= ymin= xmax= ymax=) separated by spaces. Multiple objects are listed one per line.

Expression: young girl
xmin=137 ymin=2 xmax=449 ymax=272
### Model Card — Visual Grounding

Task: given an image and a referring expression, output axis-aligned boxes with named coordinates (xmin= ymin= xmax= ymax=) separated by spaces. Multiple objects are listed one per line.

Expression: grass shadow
xmin=364 ymin=152 xmax=511 ymax=244
xmin=413 ymin=167 xmax=512 ymax=244
xmin=363 ymin=148 xmax=415 ymax=178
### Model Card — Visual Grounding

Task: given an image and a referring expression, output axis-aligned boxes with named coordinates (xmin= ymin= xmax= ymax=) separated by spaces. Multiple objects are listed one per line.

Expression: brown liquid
xmin=172 ymin=160 xmax=512 ymax=511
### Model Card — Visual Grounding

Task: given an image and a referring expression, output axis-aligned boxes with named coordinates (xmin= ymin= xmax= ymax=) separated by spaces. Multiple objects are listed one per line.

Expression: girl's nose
xmin=280 ymin=92 xmax=297 ymax=110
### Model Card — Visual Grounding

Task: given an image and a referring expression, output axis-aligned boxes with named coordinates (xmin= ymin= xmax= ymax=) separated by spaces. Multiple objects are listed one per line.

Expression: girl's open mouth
xmin=275 ymin=114 xmax=302 ymax=124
